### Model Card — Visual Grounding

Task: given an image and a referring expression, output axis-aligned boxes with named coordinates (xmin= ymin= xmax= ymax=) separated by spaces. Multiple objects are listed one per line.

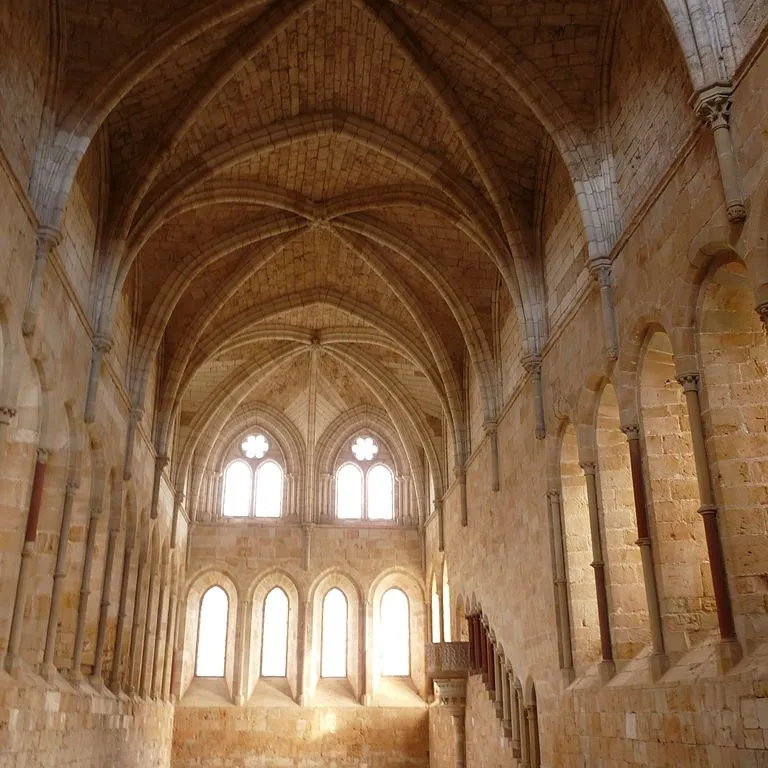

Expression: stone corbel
xmin=522 ymin=354 xmax=546 ymax=439
xmin=482 ymin=420 xmax=500 ymax=492
xmin=694 ymin=83 xmax=746 ymax=223
xmin=434 ymin=678 xmax=468 ymax=768
xmin=150 ymin=454 xmax=169 ymax=520
xmin=756 ymin=302 xmax=768 ymax=335
xmin=84 ymin=333 xmax=113 ymax=423
xmin=22 ymin=225 xmax=62 ymax=337
xmin=588 ymin=260 xmax=619 ymax=361
xmin=123 ymin=406 xmax=144 ymax=481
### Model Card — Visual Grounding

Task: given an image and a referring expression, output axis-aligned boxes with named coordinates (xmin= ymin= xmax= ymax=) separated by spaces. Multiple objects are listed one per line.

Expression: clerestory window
xmin=335 ymin=437 xmax=394 ymax=520
xmin=222 ymin=433 xmax=284 ymax=518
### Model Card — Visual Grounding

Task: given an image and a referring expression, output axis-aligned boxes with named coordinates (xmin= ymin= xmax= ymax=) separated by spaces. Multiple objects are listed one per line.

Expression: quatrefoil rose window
xmin=241 ymin=434 xmax=270 ymax=459
xmin=351 ymin=436 xmax=378 ymax=461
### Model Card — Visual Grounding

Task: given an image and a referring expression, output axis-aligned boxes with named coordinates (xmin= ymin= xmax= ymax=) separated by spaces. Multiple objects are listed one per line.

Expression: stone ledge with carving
xmin=426 ymin=642 xmax=470 ymax=678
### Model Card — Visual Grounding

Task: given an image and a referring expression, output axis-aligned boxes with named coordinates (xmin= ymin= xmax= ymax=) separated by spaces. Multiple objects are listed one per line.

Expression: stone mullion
xmin=5 ymin=448 xmax=49 ymax=675
xmin=41 ymin=479 xmax=79 ymax=680
xmin=581 ymin=461 xmax=615 ymax=678
xmin=677 ymin=373 xmax=740 ymax=665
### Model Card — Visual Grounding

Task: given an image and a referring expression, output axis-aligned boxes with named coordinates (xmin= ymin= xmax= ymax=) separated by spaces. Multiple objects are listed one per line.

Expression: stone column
xmin=486 ymin=635 xmax=495 ymax=694
xmin=694 ymin=83 xmax=746 ymax=223
xmin=466 ymin=615 xmax=475 ymax=671
xmin=162 ymin=587 xmax=178 ymax=700
xmin=483 ymin=421 xmax=500 ymax=491
xmin=170 ymin=599 xmax=186 ymax=700
xmin=493 ymin=651 xmax=503 ymax=715
xmin=139 ymin=562 xmax=157 ymax=696
xmin=511 ymin=682 xmax=522 ymax=758
xmin=547 ymin=490 xmax=574 ymax=678
xmin=92 ymin=520 xmax=121 ymax=686
xmin=622 ymin=425 xmax=667 ymax=677
xmin=83 ymin=334 xmax=113 ymax=423
xmin=0 ymin=406 xmax=17 ymax=468
xmin=171 ymin=491 xmax=185 ymax=550
xmin=522 ymin=355 xmax=546 ymax=439
xmin=296 ymin=599 xmax=308 ymax=705
xmin=677 ymin=373 xmax=740 ymax=667
xmin=123 ymin=407 xmax=143 ymax=481
xmin=434 ymin=498 xmax=445 ymax=552
xmin=5 ymin=448 xmax=49 ymax=674
xmin=588 ymin=261 xmax=619 ymax=361
xmin=150 ymin=455 xmax=169 ymax=520
xmin=151 ymin=570 xmax=169 ymax=697
xmin=110 ymin=539 xmax=134 ymax=693
xmin=359 ymin=599 xmax=369 ymax=705
xmin=526 ymin=703 xmax=540 ymax=768
xmin=22 ymin=225 xmax=61 ymax=337
xmin=41 ymin=478 xmax=79 ymax=680
xmin=501 ymin=664 xmax=512 ymax=735
xmin=71 ymin=504 xmax=102 ymax=682
xmin=127 ymin=547 xmax=147 ymax=692
xmin=518 ymin=687 xmax=530 ymax=767
xmin=434 ymin=679 xmax=467 ymax=768
xmin=455 ymin=467 xmax=468 ymax=527
xmin=581 ymin=461 xmax=615 ymax=680
xmin=233 ymin=597 xmax=249 ymax=706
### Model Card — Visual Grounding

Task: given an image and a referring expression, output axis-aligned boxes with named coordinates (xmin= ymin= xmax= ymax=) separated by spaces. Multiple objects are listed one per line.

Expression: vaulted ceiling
xmin=47 ymin=0 xmax=642 ymax=505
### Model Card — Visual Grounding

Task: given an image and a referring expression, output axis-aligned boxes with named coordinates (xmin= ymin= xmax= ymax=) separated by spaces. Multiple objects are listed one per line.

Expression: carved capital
xmin=756 ymin=303 xmax=768 ymax=333
xmin=35 ymin=225 xmax=62 ymax=256
xmin=588 ymin=261 xmax=613 ymax=288
xmin=434 ymin=677 xmax=467 ymax=709
xmin=676 ymin=372 xmax=700 ymax=393
xmin=621 ymin=424 xmax=641 ymax=441
xmin=155 ymin=454 xmax=170 ymax=471
xmin=36 ymin=448 xmax=50 ymax=464
xmin=130 ymin=405 xmax=144 ymax=422
xmin=432 ymin=498 xmax=443 ymax=515
xmin=65 ymin=479 xmax=81 ymax=494
xmin=521 ymin=353 xmax=542 ymax=376
xmin=694 ymin=83 xmax=733 ymax=131
xmin=0 ymin=406 xmax=17 ymax=424
xmin=453 ymin=466 xmax=467 ymax=482
xmin=546 ymin=489 xmax=561 ymax=503
xmin=579 ymin=461 xmax=596 ymax=476
xmin=93 ymin=333 xmax=113 ymax=355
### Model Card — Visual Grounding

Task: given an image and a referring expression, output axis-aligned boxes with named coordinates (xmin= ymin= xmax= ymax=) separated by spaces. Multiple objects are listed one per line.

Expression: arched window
xmin=368 ymin=465 xmax=394 ymax=520
xmin=431 ymin=576 xmax=441 ymax=643
xmin=261 ymin=587 xmax=289 ymax=677
xmin=336 ymin=464 xmax=363 ymax=519
xmin=196 ymin=586 xmax=229 ymax=677
xmin=255 ymin=461 xmax=283 ymax=518
xmin=222 ymin=460 xmax=252 ymax=517
xmin=380 ymin=588 xmax=410 ymax=676
xmin=321 ymin=588 xmax=348 ymax=677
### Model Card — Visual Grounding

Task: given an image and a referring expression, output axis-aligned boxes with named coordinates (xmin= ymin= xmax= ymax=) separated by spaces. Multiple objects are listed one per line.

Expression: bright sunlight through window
xmin=261 ymin=587 xmax=289 ymax=677
xmin=380 ymin=588 xmax=409 ymax=676
xmin=336 ymin=464 xmax=363 ymax=519
xmin=222 ymin=460 xmax=251 ymax=517
xmin=255 ymin=460 xmax=282 ymax=518
xmin=431 ymin=577 xmax=441 ymax=643
xmin=367 ymin=464 xmax=394 ymax=520
xmin=196 ymin=586 xmax=228 ymax=677
xmin=321 ymin=588 xmax=347 ymax=678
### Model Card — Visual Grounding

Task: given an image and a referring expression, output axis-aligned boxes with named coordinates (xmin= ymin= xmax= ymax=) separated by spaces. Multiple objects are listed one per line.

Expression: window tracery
xmin=221 ymin=432 xmax=284 ymax=518
xmin=334 ymin=435 xmax=395 ymax=520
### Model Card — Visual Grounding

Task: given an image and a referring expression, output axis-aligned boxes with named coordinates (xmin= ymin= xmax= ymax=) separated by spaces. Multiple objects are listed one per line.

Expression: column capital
xmin=36 ymin=224 xmax=63 ymax=253
xmin=756 ymin=302 xmax=768 ymax=333
xmin=155 ymin=454 xmax=170 ymax=470
xmin=93 ymin=333 xmax=113 ymax=354
xmin=453 ymin=466 xmax=467 ymax=482
xmin=130 ymin=405 xmax=145 ymax=421
xmin=0 ymin=406 xmax=17 ymax=424
xmin=36 ymin=447 xmax=50 ymax=464
xmin=432 ymin=498 xmax=443 ymax=515
xmin=621 ymin=424 xmax=641 ymax=441
xmin=482 ymin=419 xmax=497 ymax=436
xmin=588 ymin=259 xmax=613 ymax=287
xmin=579 ymin=461 xmax=596 ymax=476
xmin=676 ymin=372 xmax=700 ymax=392
xmin=693 ymin=82 xmax=733 ymax=130
xmin=546 ymin=489 xmax=561 ymax=502
xmin=65 ymin=478 xmax=81 ymax=494
xmin=521 ymin=353 xmax=542 ymax=375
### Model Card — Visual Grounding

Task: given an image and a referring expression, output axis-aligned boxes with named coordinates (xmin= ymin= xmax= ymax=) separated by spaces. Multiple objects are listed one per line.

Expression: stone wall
xmin=172 ymin=705 xmax=429 ymax=768
xmin=0 ymin=675 xmax=174 ymax=768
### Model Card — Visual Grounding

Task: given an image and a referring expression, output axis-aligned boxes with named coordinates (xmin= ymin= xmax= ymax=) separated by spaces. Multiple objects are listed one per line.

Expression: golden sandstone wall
xmin=427 ymin=11 xmax=768 ymax=768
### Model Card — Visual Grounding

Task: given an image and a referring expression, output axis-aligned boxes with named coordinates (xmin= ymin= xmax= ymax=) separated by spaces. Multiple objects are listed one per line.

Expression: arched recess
xmin=696 ymin=259 xmax=768 ymax=641
xmin=430 ymin=571 xmax=441 ymax=644
xmin=441 ymin=560 xmax=452 ymax=643
xmin=200 ymin=402 xmax=306 ymax=521
xmin=368 ymin=567 xmax=427 ymax=700
xmin=315 ymin=405 xmax=424 ymax=524
xmin=246 ymin=570 xmax=301 ymax=702
xmin=559 ymin=421 xmax=601 ymax=672
xmin=595 ymin=382 xmax=651 ymax=659
xmin=638 ymin=327 xmax=717 ymax=654
xmin=179 ymin=569 xmax=239 ymax=701
xmin=307 ymin=570 xmax=362 ymax=704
